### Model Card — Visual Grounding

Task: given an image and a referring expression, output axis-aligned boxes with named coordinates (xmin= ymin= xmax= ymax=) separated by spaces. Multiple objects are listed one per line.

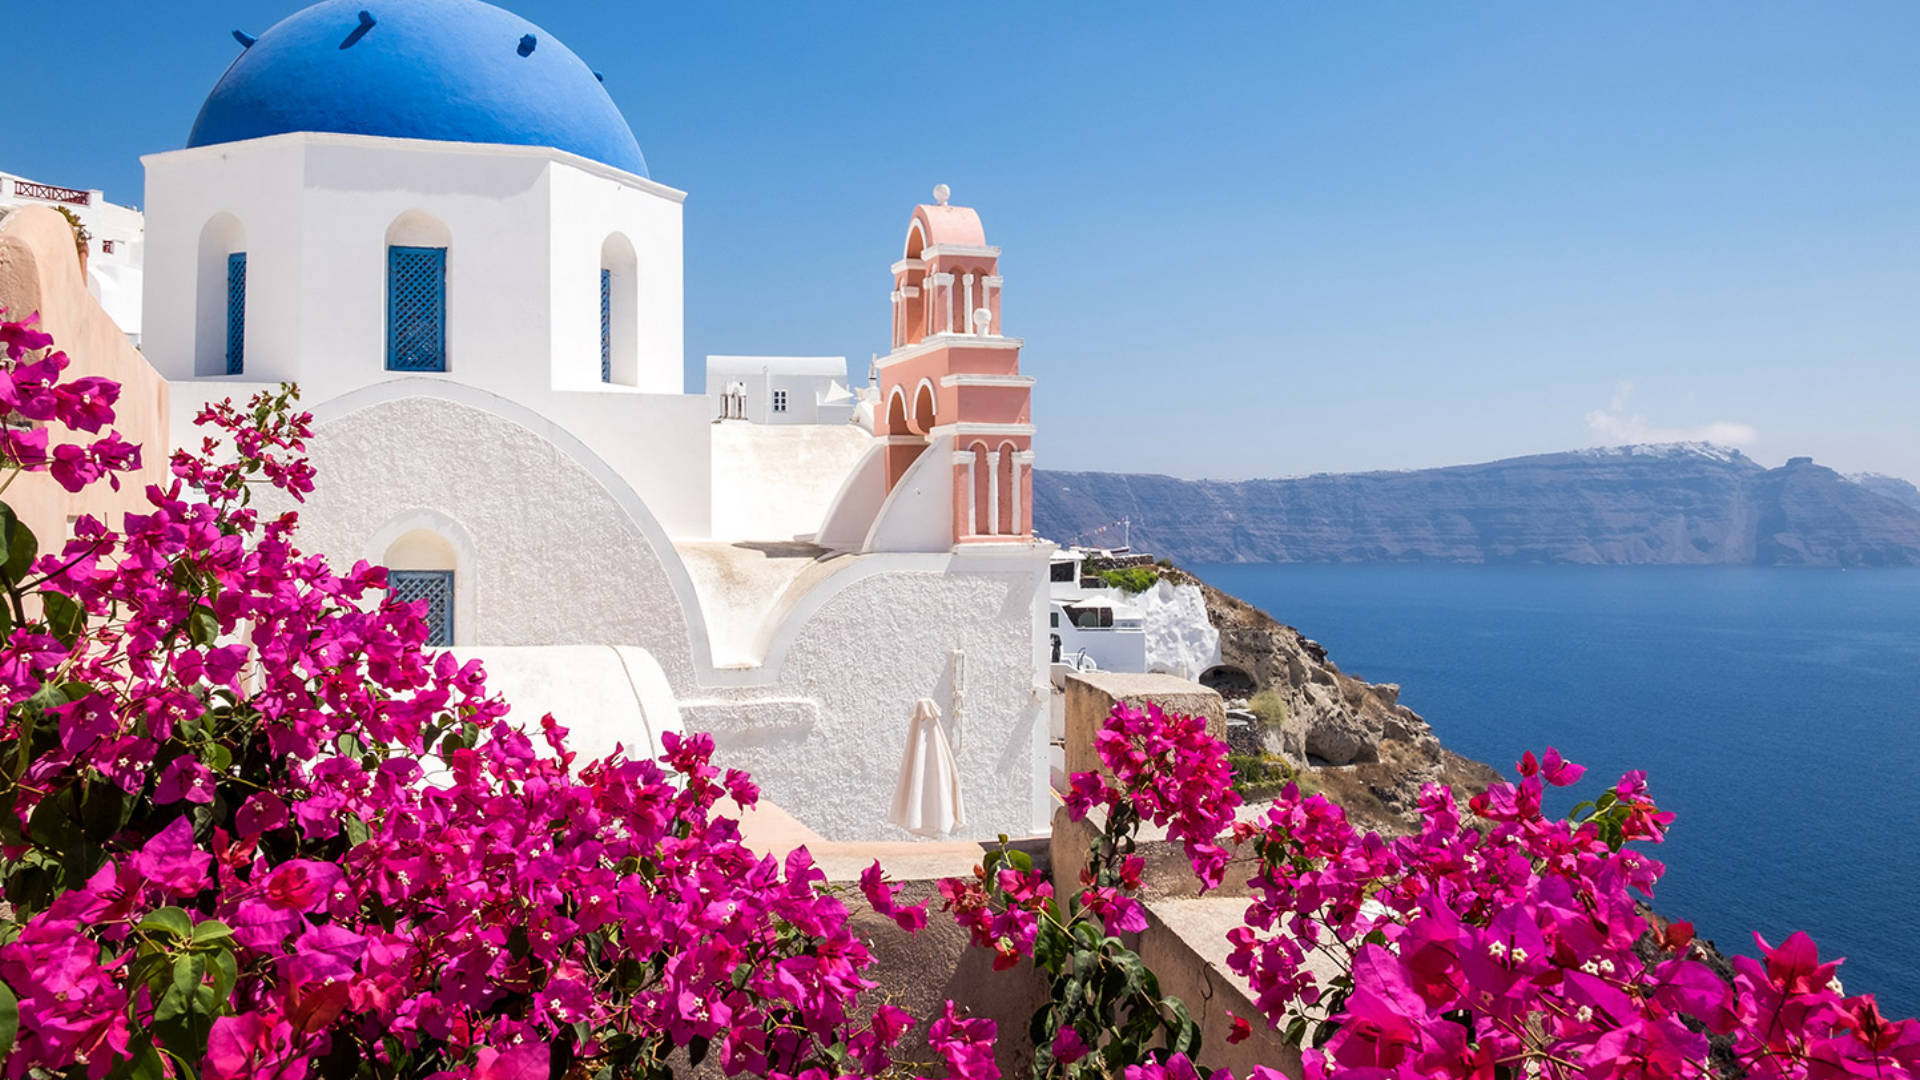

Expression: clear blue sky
xmin=9 ymin=3 xmax=1917 ymax=482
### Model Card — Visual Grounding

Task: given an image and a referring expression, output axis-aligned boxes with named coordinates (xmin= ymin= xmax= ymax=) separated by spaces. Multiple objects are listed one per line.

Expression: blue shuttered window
xmin=599 ymin=268 xmax=612 ymax=383
xmin=225 ymin=252 xmax=246 ymax=374
xmin=388 ymin=569 xmax=454 ymax=646
xmin=387 ymin=246 xmax=447 ymax=371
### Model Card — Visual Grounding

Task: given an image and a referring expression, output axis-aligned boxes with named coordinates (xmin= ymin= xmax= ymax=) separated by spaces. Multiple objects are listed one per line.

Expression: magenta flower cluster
xmin=0 ymin=313 xmax=939 ymax=1080
xmin=1063 ymin=701 xmax=1243 ymax=890
xmin=1229 ymin=749 xmax=1920 ymax=1079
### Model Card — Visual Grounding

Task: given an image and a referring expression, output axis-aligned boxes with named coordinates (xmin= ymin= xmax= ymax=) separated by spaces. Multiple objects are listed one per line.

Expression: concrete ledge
xmin=1135 ymin=897 xmax=1308 ymax=1079
xmin=1064 ymin=671 xmax=1225 ymax=780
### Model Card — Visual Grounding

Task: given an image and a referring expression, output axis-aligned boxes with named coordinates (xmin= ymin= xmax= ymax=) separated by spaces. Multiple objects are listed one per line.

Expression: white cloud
xmin=1584 ymin=380 xmax=1757 ymax=447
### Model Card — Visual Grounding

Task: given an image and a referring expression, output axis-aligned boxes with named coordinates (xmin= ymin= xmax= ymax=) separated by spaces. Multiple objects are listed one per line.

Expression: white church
xmin=135 ymin=0 xmax=1052 ymax=842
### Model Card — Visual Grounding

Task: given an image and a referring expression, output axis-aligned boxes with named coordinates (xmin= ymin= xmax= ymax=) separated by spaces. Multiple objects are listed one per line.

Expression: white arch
xmin=363 ymin=507 xmax=480 ymax=646
xmin=385 ymin=208 xmax=451 ymax=248
xmin=195 ymin=213 xmax=246 ymax=376
xmin=599 ymin=232 xmax=639 ymax=385
xmin=911 ymin=377 xmax=938 ymax=435
xmin=305 ymin=381 xmax=1015 ymax=693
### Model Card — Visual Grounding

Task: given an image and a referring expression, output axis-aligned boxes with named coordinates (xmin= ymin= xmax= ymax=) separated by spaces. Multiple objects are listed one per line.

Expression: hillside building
xmin=135 ymin=0 xmax=1052 ymax=841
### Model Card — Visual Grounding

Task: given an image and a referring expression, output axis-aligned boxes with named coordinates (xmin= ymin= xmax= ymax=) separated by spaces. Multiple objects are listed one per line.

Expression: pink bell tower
xmin=878 ymin=185 xmax=1034 ymax=546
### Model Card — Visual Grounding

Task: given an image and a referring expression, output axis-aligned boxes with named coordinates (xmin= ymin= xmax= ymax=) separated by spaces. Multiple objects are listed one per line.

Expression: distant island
xmin=1034 ymin=443 xmax=1920 ymax=567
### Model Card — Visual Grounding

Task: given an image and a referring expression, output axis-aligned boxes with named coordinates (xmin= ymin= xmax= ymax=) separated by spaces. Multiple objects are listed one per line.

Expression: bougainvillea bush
xmin=0 ymin=311 xmax=929 ymax=1080
xmin=944 ymin=702 xmax=1918 ymax=1080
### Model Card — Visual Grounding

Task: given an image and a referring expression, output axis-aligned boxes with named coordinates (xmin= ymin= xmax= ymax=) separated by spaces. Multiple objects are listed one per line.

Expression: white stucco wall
xmin=274 ymin=393 xmax=702 ymax=686
xmin=143 ymin=133 xmax=713 ymax=537
xmin=453 ymin=644 xmax=683 ymax=762
xmin=709 ymin=423 xmax=873 ymax=542
xmin=814 ymin=442 xmax=888 ymax=551
xmin=263 ymin=387 xmax=1052 ymax=841
xmin=685 ymin=552 xmax=1053 ymax=842
xmin=865 ymin=435 xmax=957 ymax=553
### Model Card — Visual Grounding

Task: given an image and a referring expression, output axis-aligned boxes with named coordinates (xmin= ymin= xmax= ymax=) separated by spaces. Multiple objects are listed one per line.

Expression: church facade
xmin=138 ymin=0 xmax=1053 ymax=842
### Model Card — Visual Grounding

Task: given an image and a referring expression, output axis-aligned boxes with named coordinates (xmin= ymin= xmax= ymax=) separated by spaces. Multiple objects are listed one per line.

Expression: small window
xmin=1049 ymin=561 xmax=1076 ymax=583
xmin=388 ymin=569 xmax=454 ymax=646
xmin=225 ymin=252 xmax=246 ymax=374
xmin=1049 ymin=611 xmax=1059 ymax=628
xmin=599 ymin=268 xmax=612 ymax=383
xmin=388 ymin=246 xmax=447 ymax=371
xmin=772 ymin=389 xmax=788 ymax=413
xmin=101 ymin=239 xmax=115 ymax=254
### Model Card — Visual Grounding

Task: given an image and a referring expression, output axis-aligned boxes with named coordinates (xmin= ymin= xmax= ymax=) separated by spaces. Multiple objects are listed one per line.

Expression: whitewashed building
xmin=706 ymin=355 xmax=858 ymax=425
xmin=0 ymin=171 xmax=145 ymax=343
xmin=140 ymin=0 xmax=1053 ymax=842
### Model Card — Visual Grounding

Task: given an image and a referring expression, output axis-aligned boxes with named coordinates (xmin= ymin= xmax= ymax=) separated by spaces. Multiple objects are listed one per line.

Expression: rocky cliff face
xmin=1848 ymin=472 xmax=1920 ymax=514
xmin=1174 ymin=568 xmax=1498 ymax=832
xmin=1035 ymin=444 xmax=1920 ymax=567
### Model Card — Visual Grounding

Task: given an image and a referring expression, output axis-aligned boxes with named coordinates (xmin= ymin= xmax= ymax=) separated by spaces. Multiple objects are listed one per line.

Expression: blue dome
xmin=187 ymin=0 xmax=647 ymax=177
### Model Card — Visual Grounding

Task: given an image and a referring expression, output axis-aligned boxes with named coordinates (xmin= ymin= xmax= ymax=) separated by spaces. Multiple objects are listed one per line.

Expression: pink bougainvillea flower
xmin=1540 ymin=745 xmax=1586 ymax=786
xmin=928 ymin=1000 xmax=998 ymax=1080
xmin=153 ymin=755 xmax=216 ymax=804
xmin=204 ymin=1014 xmax=303 ymax=1080
xmin=1051 ymin=1025 xmax=1090 ymax=1064
xmin=263 ymin=859 xmax=343 ymax=913
xmin=472 ymin=1041 xmax=550 ymax=1080
xmin=130 ymin=816 xmax=212 ymax=896
xmin=860 ymin=860 xmax=930 ymax=933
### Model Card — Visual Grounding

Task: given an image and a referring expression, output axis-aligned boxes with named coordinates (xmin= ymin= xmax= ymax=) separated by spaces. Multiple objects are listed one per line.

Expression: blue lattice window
xmin=599 ymin=268 xmax=612 ymax=383
xmin=388 ymin=569 xmax=454 ymax=646
xmin=225 ymin=252 xmax=246 ymax=374
xmin=387 ymin=246 xmax=446 ymax=371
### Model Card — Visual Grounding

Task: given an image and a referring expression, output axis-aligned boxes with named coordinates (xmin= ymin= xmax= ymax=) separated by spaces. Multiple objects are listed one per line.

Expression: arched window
xmin=900 ymin=222 xmax=929 ymax=346
xmin=885 ymin=387 xmax=911 ymax=436
xmin=383 ymin=528 xmax=457 ymax=646
xmin=600 ymin=233 xmax=638 ymax=385
xmin=911 ymin=380 xmax=937 ymax=435
xmin=385 ymin=211 xmax=450 ymax=372
xmin=195 ymin=214 xmax=245 ymax=376
xmin=970 ymin=441 xmax=992 ymax=536
xmin=997 ymin=441 xmax=1019 ymax=535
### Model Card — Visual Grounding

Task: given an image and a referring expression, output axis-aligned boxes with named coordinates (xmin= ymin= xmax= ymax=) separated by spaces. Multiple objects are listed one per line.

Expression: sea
xmin=1191 ymin=564 xmax=1920 ymax=1018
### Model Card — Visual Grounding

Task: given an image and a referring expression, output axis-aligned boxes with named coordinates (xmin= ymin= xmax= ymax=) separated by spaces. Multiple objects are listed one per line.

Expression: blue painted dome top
xmin=187 ymin=0 xmax=647 ymax=177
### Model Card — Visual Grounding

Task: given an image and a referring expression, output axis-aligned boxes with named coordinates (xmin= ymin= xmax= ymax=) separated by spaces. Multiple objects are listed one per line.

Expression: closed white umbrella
xmin=888 ymin=698 xmax=966 ymax=838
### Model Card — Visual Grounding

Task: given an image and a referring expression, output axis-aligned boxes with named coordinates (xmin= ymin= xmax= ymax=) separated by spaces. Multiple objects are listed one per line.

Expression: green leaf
xmin=687 ymin=1035 xmax=710 ymax=1067
xmin=202 ymin=742 xmax=233 ymax=773
xmin=139 ymin=907 xmax=194 ymax=941
xmin=124 ymin=1037 xmax=164 ymax=1080
xmin=0 ymin=502 xmax=37 ymax=582
xmin=207 ymin=946 xmax=238 ymax=1004
xmin=154 ymin=982 xmax=190 ymax=1023
xmin=39 ymin=591 xmax=82 ymax=646
xmin=190 ymin=919 xmax=233 ymax=946
xmin=1284 ymin=1015 xmax=1309 ymax=1047
xmin=188 ymin=606 xmax=220 ymax=647
xmin=0 ymin=979 xmax=17 ymax=1064
xmin=342 ymin=812 xmax=370 ymax=847
xmin=1008 ymin=848 xmax=1033 ymax=873
xmin=172 ymin=953 xmax=206 ymax=1002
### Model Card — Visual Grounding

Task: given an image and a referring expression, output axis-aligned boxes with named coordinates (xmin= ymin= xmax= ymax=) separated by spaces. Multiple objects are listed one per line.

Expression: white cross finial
xmin=933 ymin=183 xmax=951 ymax=206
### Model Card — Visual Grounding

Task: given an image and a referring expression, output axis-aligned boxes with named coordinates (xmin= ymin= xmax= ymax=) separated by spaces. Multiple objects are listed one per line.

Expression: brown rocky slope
xmin=1170 ymin=567 xmax=1499 ymax=832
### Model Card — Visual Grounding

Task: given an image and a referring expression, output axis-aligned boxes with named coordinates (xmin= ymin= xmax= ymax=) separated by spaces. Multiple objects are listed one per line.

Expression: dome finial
xmin=933 ymin=183 xmax=950 ymax=207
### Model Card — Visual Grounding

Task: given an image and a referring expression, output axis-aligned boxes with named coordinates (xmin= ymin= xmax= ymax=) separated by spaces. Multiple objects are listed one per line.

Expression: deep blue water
xmin=1192 ymin=564 xmax=1920 ymax=1017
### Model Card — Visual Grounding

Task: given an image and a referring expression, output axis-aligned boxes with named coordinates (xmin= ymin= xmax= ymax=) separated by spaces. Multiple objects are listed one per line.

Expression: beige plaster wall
xmin=0 ymin=206 xmax=170 ymax=545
